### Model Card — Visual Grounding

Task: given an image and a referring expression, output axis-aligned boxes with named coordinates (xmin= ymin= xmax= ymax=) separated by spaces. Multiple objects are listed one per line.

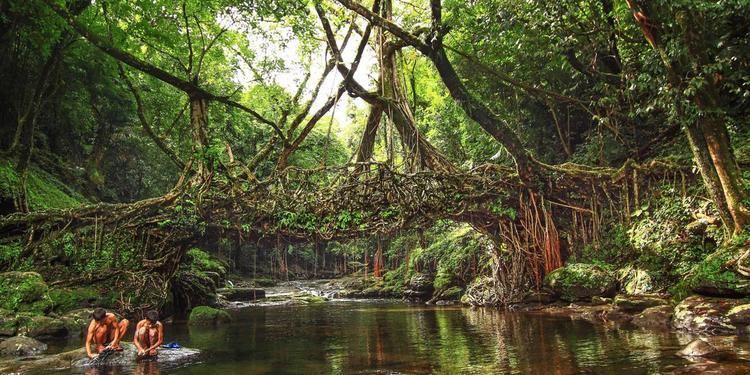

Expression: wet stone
xmin=0 ymin=336 xmax=47 ymax=357
xmin=673 ymin=295 xmax=745 ymax=335
xmin=632 ymin=305 xmax=673 ymax=330
xmin=217 ymin=288 xmax=266 ymax=301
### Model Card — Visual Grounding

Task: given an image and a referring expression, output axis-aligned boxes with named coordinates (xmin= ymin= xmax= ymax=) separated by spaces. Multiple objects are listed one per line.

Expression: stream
xmin=36 ymin=281 xmax=750 ymax=374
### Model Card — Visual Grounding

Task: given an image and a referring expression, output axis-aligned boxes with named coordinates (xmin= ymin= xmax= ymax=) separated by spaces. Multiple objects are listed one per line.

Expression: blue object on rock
xmin=161 ymin=342 xmax=181 ymax=349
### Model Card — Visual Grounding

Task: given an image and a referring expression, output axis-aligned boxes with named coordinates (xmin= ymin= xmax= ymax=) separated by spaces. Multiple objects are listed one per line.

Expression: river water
xmin=40 ymin=283 xmax=750 ymax=374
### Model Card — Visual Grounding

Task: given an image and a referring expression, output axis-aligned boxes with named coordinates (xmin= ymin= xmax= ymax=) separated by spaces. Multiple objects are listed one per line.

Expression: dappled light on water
xmin=38 ymin=301 xmax=750 ymax=374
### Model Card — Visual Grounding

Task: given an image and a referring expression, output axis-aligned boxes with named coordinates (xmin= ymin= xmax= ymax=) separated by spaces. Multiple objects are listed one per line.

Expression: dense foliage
xmin=0 ymin=0 xmax=748 ymax=316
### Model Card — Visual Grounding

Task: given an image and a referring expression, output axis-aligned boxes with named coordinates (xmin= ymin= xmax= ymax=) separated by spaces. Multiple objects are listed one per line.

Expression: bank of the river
xmin=5 ymin=298 xmax=750 ymax=374
xmin=3 ymin=268 xmax=750 ymax=374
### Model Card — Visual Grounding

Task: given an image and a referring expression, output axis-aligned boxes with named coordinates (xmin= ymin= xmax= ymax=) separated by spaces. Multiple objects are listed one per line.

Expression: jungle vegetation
xmin=0 ymin=0 xmax=749 ymax=315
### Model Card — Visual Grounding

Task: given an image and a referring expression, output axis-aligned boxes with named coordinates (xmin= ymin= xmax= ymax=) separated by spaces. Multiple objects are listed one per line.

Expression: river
xmin=36 ymin=282 xmax=750 ymax=374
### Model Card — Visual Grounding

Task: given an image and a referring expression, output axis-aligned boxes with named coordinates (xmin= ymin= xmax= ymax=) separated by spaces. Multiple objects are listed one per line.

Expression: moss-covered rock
xmin=613 ymin=294 xmax=669 ymax=313
xmin=461 ymin=276 xmax=500 ymax=306
xmin=16 ymin=314 xmax=67 ymax=338
xmin=186 ymin=248 xmax=227 ymax=278
xmin=48 ymin=287 xmax=102 ymax=313
xmin=292 ymin=293 xmax=328 ymax=304
xmin=60 ymin=308 xmax=96 ymax=337
xmin=544 ymin=264 xmax=617 ymax=301
xmin=439 ymin=286 xmax=463 ymax=301
xmin=361 ymin=286 xmax=384 ymax=298
xmin=0 ymin=336 xmax=47 ymax=357
xmin=673 ymin=243 xmax=750 ymax=298
xmin=0 ymin=309 xmax=17 ymax=336
xmin=217 ymin=288 xmax=265 ymax=301
xmin=403 ymin=273 xmax=434 ymax=300
xmin=617 ymin=266 xmax=654 ymax=295
xmin=188 ymin=306 xmax=231 ymax=325
xmin=0 ymin=272 xmax=51 ymax=313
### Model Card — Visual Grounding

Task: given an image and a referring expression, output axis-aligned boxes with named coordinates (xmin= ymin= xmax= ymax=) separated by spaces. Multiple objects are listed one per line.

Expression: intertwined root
xmin=736 ymin=249 xmax=750 ymax=277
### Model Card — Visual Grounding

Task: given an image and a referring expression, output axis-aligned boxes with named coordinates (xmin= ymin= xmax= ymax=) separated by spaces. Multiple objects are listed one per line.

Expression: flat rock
xmin=0 ymin=343 xmax=199 ymax=373
xmin=72 ymin=342 xmax=200 ymax=368
xmin=672 ymin=295 xmax=745 ymax=335
xmin=217 ymin=288 xmax=265 ymax=301
xmin=0 ymin=336 xmax=47 ymax=357
xmin=613 ymin=294 xmax=669 ymax=313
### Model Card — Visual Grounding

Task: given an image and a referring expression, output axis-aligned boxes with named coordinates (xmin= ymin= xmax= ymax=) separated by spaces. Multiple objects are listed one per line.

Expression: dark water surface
xmin=43 ymin=300 xmax=749 ymax=374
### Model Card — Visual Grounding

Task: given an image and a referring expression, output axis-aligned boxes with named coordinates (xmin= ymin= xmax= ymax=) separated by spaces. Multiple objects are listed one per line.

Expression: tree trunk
xmin=189 ymin=96 xmax=211 ymax=184
xmin=355 ymin=106 xmax=383 ymax=165
xmin=87 ymin=99 xmax=113 ymax=193
xmin=377 ymin=0 xmax=456 ymax=174
xmin=626 ymin=1 xmax=750 ymax=234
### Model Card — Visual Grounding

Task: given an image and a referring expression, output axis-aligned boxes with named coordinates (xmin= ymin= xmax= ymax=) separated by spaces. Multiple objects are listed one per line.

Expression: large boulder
xmin=0 ymin=336 xmax=47 ymax=357
xmin=631 ymin=305 xmax=673 ymax=329
xmin=216 ymin=288 xmax=265 ymax=301
xmin=0 ymin=272 xmax=51 ymax=313
xmin=617 ymin=266 xmax=654 ymax=295
xmin=60 ymin=309 xmax=97 ymax=338
xmin=681 ymin=244 xmax=750 ymax=297
xmin=48 ymin=287 xmax=114 ymax=313
xmin=0 ymin=309 xmax=16 ymax=337
xmin=544 ymin=264 xmax=617 ymax=301
xmin=188 ymin=306 xmax=231 ymax=326
xmin=461 ymin=276 xmax=500 ymax=306
xmin=673 ymin=295 xmax=746 ymax=335
xmin=403 ymin=273 xmax=434 ymax=300
xmin=16 ymin=314 xmax=67 ymax=338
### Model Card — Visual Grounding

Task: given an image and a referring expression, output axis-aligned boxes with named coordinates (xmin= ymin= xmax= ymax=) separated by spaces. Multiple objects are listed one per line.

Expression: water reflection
xmin=48 ymin=302 xmax=750 ymax=374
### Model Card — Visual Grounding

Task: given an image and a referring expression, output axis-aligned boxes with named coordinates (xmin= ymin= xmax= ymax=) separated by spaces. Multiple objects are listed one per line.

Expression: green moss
xmin=294 ymin=294 xmax=327 ymax=304
xmin=0 ymin=159 xmax=20 ymax=198
xmin=15 ymin=313 xmax=66 ymax=337
xmin=0 ymin=242 xmax=22 ymax=268
xmin=0 ymin=308 xmax=17 ymax=336
xmin=187 ymin=248 xmax=227 ymax=275
xmin=0 ymin=159 xmax=85 ymax=211
xmin=188 ymin=306 xmax=231 ymax=325
xmin=0 ymin=272 xmax=51 ymax=313
xmin=545 ymin=263 xmax=617 ymax=301
xmin=670 ymin=241 xmax=750 ymax=300
xmin=441 ymin=286 xmax=463 ymax=300
xmin=48 ymin=287 xmax=113 ymax=313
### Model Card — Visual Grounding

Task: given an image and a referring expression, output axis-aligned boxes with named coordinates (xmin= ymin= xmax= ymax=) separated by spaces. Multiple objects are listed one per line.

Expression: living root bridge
xmin=0 ymin=158 xmax=692 ymax=249
xmin=206 ymin=162 xmax=521 ymax=241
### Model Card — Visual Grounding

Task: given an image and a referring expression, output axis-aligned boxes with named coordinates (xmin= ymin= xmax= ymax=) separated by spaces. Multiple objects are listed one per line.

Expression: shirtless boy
xmin=134 ymin=310 xmax=164 ymax=358
xmin=85 ymin=308 xmax=129 ymax=359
